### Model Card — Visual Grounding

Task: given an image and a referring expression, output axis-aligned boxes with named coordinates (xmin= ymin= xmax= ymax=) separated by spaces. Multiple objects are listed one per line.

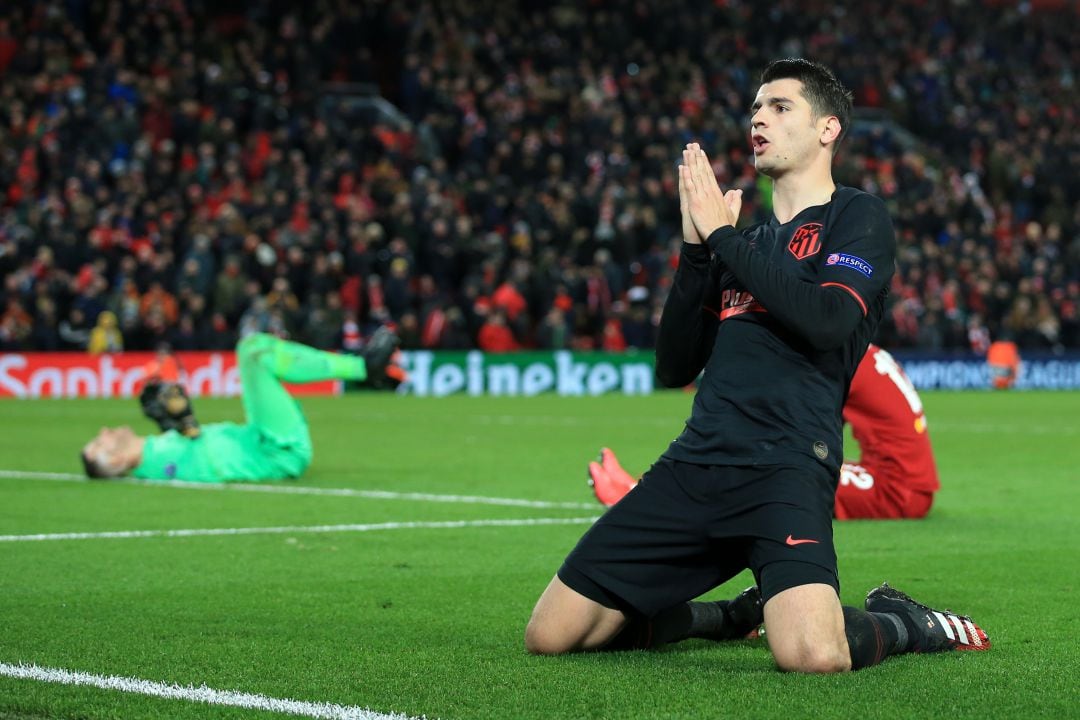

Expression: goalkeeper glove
xmin=139 ymin=381 xmax=202 ymax=438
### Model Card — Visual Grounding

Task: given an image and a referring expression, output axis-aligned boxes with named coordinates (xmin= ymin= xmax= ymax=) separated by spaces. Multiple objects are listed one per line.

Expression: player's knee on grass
xmin=524 ymin=615 xmax=625 ymax=655
xmin=764 ymin=583 xmax=851 ymax=674
xmin=770 ymin=640 xmax=850 ymax=674
xmin=525 ymin=575 xmax=626 ymax=655
xmin=524 ymin=617 xmax=573 ymax=655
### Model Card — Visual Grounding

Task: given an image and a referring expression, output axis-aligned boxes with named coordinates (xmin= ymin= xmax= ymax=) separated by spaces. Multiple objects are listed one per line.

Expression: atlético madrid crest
xmin=788 ymin=222 xmax=823 ymax=260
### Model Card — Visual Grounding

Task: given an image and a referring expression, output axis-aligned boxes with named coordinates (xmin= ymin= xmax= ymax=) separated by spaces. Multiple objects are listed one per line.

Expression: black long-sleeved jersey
xmin=657 ymin=186 xmax=896 ymax=475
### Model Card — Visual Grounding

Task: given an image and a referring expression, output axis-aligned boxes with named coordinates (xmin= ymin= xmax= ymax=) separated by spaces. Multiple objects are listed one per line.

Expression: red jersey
xmin=842 ymin=344 xmax=939 ymax=494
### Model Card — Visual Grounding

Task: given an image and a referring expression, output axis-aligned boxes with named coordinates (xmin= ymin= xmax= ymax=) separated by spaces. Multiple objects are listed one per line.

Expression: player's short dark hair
xmin=761 ymin=58 xmax=853 ymax=150
xmin=81 ymin=451 xmax=108 ymax=479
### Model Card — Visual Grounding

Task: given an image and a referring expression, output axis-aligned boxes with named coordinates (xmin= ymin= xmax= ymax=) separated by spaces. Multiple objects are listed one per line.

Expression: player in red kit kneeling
xmin=834 ymin=344 xmax=938 ymax=519
xmin=589 ymin=344 xmax=939 ymax=520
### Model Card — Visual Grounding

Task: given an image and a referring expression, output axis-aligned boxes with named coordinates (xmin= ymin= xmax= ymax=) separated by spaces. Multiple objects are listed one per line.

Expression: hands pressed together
xmin=678 ymin=143 xmax=743 ymax=244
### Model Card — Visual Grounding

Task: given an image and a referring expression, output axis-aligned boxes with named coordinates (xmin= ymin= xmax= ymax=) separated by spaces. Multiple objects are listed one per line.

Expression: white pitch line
xmin=0 ymin=662 xmax=424 ymax=720
xmin=0 ymin=470 xmax=598 ymax=510
xmin=0 ymin=470 xmax=80 ymax=481
xmin=0 ymin=516 xmax=599 ymax=543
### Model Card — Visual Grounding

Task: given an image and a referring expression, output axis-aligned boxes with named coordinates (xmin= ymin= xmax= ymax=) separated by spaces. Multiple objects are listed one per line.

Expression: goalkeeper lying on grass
xmin=79 ymin=331 xmax=404 ymax=482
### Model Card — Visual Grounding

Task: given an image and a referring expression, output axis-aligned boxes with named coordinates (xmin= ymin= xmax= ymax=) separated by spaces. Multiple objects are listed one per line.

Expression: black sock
xmin=843 ymin=606 xmax=905 ymax=670
xmin=872 ymin=610 xmax=914 ymax=653
xmin=687 ymin=600 xmax=744 ymax=641
xmin=603 ymin=603 xmax=693 ymax=649
xmin=604 ymin=600 xmax=743 ymax=650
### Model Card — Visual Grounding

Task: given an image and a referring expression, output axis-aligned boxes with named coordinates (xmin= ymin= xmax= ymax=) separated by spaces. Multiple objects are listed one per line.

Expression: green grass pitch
xmin=0 ymin=391 xmax=1077 ymax=719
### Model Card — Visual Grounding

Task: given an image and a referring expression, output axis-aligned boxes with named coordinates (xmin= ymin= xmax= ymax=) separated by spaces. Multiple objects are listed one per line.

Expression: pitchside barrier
xmin=888 ymin=351 xmax=1080 ymax=391
xmin=0 ymin=352 xmax=339 ymax=399
xmin=2 ymin=350 xmax=1080 ymax=399
xmin=394 ymin=350 xmax=1080 ymax=396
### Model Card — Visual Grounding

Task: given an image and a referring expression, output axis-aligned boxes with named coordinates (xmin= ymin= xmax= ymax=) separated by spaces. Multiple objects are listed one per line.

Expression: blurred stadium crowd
xmin=1 ymin=0 xmax=1077 ymax=354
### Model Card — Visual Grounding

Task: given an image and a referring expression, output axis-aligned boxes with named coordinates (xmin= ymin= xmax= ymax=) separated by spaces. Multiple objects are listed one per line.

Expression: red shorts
xmin=833 ymin=462 xmax=934 ymax=520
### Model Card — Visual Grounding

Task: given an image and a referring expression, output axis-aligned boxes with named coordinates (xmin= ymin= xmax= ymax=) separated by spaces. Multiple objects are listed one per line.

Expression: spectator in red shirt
xmin=477 ymin=310 xmax=519 ymax=353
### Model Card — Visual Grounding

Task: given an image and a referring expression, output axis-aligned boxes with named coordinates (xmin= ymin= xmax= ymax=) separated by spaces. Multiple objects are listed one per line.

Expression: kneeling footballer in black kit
xmin=525 ymin=59 xmax=988 ymax=671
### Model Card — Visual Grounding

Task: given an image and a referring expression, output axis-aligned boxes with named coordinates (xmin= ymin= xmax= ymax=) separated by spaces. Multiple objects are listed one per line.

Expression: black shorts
xmin=558 ymin=457 xmax=839 ymax=616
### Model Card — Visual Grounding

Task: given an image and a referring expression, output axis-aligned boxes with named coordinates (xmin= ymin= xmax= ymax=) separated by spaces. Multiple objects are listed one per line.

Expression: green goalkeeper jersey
xmin=132 ymin=423 xmax=311 ymax=483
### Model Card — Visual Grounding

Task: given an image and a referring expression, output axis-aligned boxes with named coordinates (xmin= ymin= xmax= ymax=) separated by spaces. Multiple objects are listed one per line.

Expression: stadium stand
xmin=0 ymin=0 xmax=1076 ymax=352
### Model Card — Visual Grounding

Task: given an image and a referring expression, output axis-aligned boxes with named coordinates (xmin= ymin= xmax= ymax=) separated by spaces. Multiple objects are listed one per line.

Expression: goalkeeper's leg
xmin=238 ymin=333 xmax=367 ymax=442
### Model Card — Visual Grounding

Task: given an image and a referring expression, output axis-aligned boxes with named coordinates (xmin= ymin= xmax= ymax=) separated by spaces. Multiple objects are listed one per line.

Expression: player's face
xmin=749 ymin=78 xmax=822 ymax=177
xmin=83 ymin=426 xmax=139 ymax=475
